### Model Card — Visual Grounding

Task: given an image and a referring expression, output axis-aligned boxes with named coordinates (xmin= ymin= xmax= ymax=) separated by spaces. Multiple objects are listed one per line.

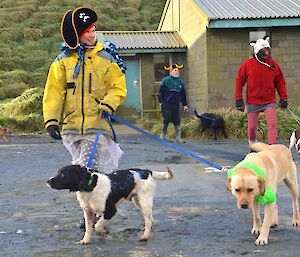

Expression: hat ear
xmin=263 ymin=35 xmax=270 ymax=42
xmin=249 ymin=41 xmax=256 ymax=47
xmin=164 ymin=65 xmax=173 ymax=71
xmin=175 ymin=64 xmax=183 ymax=69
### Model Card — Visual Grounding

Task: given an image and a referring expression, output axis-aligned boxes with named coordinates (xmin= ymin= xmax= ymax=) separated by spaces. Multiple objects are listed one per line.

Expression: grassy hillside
xmin=0 ymin=0 xmax=166 ymax=130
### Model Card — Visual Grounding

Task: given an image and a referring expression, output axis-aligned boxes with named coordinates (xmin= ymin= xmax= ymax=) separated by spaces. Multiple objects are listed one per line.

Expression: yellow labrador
xmin=226 ymin=142 xmax=300 ymax=245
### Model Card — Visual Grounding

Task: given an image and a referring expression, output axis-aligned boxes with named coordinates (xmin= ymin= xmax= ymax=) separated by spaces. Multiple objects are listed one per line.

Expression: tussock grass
xmin=137 ymin=108 xmax=300 ymax=141
xmin=0 ymin=88 xmax=43 ymax=131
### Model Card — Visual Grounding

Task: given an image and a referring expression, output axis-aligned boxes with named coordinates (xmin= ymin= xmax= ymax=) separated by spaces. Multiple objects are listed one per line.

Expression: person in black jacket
xmin=158 ymin=64 xmax=189 ymax=142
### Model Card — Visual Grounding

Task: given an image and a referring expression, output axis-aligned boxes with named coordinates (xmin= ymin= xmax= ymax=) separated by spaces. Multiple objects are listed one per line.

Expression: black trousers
xmin=161 ymin=102 xmax=180 ymax=126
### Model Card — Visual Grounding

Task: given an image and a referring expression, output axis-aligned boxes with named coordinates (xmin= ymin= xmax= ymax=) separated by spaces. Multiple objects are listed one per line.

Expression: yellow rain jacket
xmin=43 ymin=42 xmax=127 ymax=134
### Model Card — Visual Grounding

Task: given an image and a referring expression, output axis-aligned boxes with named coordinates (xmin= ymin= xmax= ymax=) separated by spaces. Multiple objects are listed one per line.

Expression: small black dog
xmin=194 ymin=109 xmax=228 ymax=140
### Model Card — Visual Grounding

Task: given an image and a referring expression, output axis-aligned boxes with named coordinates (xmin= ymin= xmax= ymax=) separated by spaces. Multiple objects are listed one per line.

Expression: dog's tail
xmin=249 ymin=142 xmax=270 ymax=152
xmin=289 ymin=130 xmax=296 ymax=150
xmin=152 ymin=167 xmax=173 ymax=180
xmin=194 ymin=109 xmax=201 ymax=118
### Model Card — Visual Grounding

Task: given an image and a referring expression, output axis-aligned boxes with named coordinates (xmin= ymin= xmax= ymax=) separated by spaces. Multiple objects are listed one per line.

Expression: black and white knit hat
xmin=250 ymin=36 xmax=274 ymax=70
xmin=61 ymin=7 xmax=97 ymax=49
xmin=249 ymin=36 xmax=271 ymax=54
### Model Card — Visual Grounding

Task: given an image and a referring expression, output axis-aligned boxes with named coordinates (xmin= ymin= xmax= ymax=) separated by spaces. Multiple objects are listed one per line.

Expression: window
xmin=249 ymin=30 xmax=268 ymax=42
xmin=154 ymin=54 xmax=170 ymax=82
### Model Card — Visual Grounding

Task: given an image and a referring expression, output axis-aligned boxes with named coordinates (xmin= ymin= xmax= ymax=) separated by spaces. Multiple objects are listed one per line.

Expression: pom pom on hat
xmin=249 ymin=36 xmax=271 ymax=55
xmin=61 ymin=7 xmax=97 ymax=49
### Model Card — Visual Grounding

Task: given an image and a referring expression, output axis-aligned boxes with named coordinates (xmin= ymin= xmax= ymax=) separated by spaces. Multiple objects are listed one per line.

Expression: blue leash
xmin=86 ymin=117 xmax=103 ymax=169
xmin=86 ymin=113 xmax=119 ymax=169
xmin=105 ymin=112 xmax=226 ymax=171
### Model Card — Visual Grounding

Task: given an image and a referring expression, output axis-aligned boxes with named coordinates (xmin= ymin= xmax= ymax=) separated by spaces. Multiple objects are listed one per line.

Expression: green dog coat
xmin=227 ymin=160 xmax=276 ymax=205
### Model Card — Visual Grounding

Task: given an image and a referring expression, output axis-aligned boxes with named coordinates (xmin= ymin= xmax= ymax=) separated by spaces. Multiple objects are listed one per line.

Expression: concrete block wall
xmin=179 ymin=0 xmax=209 ymax=112
xmin=206 ymin=29 xmax=249 ymax=109
xmin=271 ymin=28 xmax=300 ymax=106
xmin=159 ymin=1 xmax=300 ymax=111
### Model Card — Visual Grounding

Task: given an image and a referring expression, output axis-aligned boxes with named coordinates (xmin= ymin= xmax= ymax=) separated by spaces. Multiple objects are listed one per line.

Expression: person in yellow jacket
xmin=43 ymin=7 xmax=127 ymax=176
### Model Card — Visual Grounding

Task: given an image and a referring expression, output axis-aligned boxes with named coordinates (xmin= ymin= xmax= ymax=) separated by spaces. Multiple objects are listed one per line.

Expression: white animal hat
xmin=249 ymin=36 xmax=274 ymax=70
xmin=249 ymin=36 xmax=271 ymax=54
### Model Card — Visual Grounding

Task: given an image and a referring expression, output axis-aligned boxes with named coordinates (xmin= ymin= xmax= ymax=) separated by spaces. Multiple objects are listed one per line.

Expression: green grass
xmin=0 ymin=0 xmax=298 ymax=140
xmin=0 ymin=0 xmax=166 ymax=99
xmin=137 ymin=107 xmax=300 ymax=141
xmin=0 ymin=0 xmax=166 ymax=131
xmin=0 ymin=88 xmax=44 ymax=131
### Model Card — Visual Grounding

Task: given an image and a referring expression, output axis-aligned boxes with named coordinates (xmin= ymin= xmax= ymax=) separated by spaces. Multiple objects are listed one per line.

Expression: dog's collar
xmin=79 ymin=178 xmax=93 ymax=192
xmin=228 ymin=160 xmax=276 ymax=205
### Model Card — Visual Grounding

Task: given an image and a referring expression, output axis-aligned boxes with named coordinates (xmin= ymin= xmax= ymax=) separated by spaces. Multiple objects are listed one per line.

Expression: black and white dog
xmin=194 ymin=109 xmax=228 ymax=140
xmin=289 ymin=128 xmax=300 ymax=154
xmin=47 ymin=165 xmax=173 ymax=244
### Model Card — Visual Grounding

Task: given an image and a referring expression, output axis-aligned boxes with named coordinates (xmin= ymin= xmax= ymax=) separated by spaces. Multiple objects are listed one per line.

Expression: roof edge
xmin=158 ymin=0 xmax=172 ymax=30
xmin=209 ymin=18 xmax=300 ymax=28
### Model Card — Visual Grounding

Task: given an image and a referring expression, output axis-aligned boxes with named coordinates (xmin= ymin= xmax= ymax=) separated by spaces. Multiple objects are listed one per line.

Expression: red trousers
xmin=248 ymin=108 xmax=277 ymax=144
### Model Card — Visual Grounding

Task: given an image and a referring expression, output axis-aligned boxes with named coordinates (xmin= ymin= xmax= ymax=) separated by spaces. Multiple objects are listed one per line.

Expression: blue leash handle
xmin=106 ymin=113 xmax=226 ymax=171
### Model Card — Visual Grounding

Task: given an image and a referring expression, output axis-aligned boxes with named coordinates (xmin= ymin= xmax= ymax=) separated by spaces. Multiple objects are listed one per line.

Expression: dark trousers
xmin=161 ymin=102 xmax=180 ymax=127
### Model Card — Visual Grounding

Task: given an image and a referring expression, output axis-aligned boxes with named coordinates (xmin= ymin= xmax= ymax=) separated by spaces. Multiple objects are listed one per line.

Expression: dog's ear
xmin=225 ymin=178 xmax=231 ymax=191
xmin=257 ymin=178 xmax=265 ymax=195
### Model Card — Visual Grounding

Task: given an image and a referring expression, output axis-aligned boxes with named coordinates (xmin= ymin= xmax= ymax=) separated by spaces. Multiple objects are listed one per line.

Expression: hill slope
xmin=0 ymin=0 xmax=165 ymax=130
xmin=0 ymin=0 xmax=166 ymax=99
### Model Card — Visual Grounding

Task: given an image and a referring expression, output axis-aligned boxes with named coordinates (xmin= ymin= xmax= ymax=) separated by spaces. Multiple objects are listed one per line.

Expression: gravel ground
xmin=0 ymin=132 xmax=300 ymax=257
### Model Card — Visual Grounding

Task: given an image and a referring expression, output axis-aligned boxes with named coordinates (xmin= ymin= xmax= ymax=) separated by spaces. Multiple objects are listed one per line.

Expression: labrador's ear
xmin=257 ymin=177 xmax=265 ymax=195
xmin=225 ymin=178 xmax=232 ymax=191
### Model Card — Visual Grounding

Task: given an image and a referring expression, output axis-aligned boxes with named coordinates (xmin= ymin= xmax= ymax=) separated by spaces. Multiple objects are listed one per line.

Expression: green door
xmin=123 ymin=59 xmax=141 ymax=110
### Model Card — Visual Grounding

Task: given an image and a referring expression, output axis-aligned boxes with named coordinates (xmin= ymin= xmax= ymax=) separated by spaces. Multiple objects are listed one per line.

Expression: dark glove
xmin=99 ymin=103 xmax=114 ymax=114
xmin=235 ymin=99 xmax=245 ymax=112
xmin=279 ymin=99 xmax=288 ymax=109
xmin=47 ymin=125 xmax=62 ymax=140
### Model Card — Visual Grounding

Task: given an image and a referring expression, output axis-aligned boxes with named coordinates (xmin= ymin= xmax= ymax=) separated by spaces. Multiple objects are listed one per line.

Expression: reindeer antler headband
xmin=164 ymin=63 xmax=184 ymax=71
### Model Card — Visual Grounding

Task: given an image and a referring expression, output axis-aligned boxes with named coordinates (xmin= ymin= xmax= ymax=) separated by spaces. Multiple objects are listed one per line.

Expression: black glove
xmin=99 ymin=103 xmax=114 ymax=114
xmin=47 ymin=125 xmax=62 ymax=140
xmin=235 ymin=99 xmax=245 ymax=112
xmin=279 ymin=99 xmax=288 ymax=109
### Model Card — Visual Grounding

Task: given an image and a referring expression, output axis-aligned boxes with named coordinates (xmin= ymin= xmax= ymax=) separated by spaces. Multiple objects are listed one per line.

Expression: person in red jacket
xmin=235 ymin=36 xmax=288 ymax=144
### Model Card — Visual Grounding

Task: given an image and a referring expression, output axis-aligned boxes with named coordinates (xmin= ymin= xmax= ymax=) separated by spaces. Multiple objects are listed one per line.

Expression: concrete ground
xmin=0 ymin=128 xmax=300 ymax=257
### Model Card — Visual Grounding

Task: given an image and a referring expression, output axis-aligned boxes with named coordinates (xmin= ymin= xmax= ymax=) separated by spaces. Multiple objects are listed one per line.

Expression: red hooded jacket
xmin=235 ymin=57 xmax=287 ymax=104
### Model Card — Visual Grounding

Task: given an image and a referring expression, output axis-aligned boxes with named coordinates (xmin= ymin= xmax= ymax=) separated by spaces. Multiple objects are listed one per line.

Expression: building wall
xmin=160 ymin=0 xmax=209 ymax=112
xmin=206 ymin=27 xmax=300 ymax=109
xmin=206 ymin=29 xmax=249 ymax=109
xmin=159 ymin=0 xmax=300 ymax=111
xmin=272 ymin=27 xmax=300 ymax=106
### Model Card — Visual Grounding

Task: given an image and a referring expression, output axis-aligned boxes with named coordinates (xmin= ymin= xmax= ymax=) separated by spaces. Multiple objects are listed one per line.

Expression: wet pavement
xmin=1 ymin=132 xmax=300 ymax=257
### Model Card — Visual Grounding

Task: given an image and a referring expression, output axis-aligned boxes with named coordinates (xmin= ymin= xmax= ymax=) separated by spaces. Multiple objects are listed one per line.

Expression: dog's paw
xmin=270 ymin=223 xmax=278 ymax=228
xmin=255 ymin=236 xmax=268 ymax=246
xmin=139 ymin=236 xmax=148 ymax=242
xmin=292 ymin=218 xmax=300 ymax=226
xmin=251 ymin=227 xmax=260 ymax=235
xmin=79 ymin=238 xmax=91 ymax=245
xmin=95 ymin=225 xmax=109 ymax=234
